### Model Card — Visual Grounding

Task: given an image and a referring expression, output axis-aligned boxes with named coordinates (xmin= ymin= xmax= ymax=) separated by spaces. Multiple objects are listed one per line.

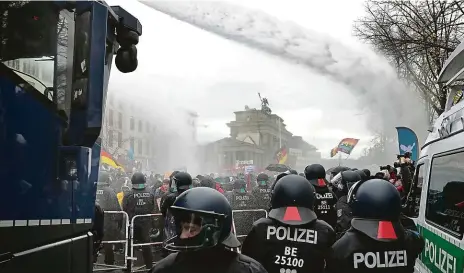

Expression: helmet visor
xmin=163 ymin=207 xmax=226 ymax=252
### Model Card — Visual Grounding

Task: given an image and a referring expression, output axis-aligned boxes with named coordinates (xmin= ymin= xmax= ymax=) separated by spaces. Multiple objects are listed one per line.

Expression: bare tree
xmin=354 ymin=0 xmax=464 ymax=118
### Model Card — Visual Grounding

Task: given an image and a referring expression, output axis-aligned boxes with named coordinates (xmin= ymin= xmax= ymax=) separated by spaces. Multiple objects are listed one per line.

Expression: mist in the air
xmin=140 ymin=1 xmax=429 ymax=153
xmin=108 ymin=74 xmax=201 ymax=174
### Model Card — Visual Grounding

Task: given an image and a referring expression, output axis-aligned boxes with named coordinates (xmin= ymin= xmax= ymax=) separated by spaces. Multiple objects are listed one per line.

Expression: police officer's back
xmin=122 ymin=172 xmax=156 ymax=270
xmin=226 ymin=179 xmax=257 ymax=239
xmin=226 ymin=179 xmax=256 ymax=210
xmin=326 ymin=179 xmax=424 ymax=273
xmin=242 ymin=174 xmax=336 ymax=273
xmin=150 ymin=187 xmax=268 ymax=273
xmin=304 ymin=164 xmax=338 ymax=229
xmin=252 ymin=173 xmax=272 ymax=209
xmin=332 ymin=170 xmax=361 ymax=237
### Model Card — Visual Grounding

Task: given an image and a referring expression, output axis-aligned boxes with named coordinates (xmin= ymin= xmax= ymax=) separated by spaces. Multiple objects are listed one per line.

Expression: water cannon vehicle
xmin=0 ymin=1 xmax=141 ymax=272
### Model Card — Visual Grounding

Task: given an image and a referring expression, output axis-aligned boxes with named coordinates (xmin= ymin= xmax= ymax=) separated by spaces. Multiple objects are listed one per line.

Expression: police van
xmin=406 ymin=41 xmax=464 ymax=273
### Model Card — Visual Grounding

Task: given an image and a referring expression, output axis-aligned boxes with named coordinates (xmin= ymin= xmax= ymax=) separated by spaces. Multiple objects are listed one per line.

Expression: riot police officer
xmin=122 ymin=172 xmax=156 ymax=270
xmin=160 ymin=172 xmax=193 ymax=257
xmin=92 ymin=203 xmax=105 ymax=263
xmin=226 ymin=179 xmax=256 ymax=210
xmin=150 ymin=187 xmax=267 ymax=273
xmin=304 ymin=164 xmax=338 ymax=229
xmin=326 ymin=179 xmax=424 ymax=273
xmin=96 ymin=171 xmax=122 ymax=265
xmin=355 ymin=169 xmax=369 ymax=182
xmin=242 ymin=175 xmax=336 ymax=273
xmin=332 ymin=170 xmax=361 ymax=237
xmin=160 ymin=171 xmax=190 ymax=218
xmin=226 ymin=179 xmax=257 ymax=240
xmin=252 ymin=173 xmax=272 ymax=209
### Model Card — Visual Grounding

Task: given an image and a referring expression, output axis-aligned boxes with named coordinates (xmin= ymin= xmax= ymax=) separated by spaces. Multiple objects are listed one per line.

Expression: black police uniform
xmin=252 ymin=173 xmax=272 ymax=210
xmin=304 ymin=164 xmax=338 ymax=229
xmin=332 ymin=170 xmax=361 ymax=237
xmin=92 ymin=203 xmax=105 ymax=263
xmin=122 ymin=172 xmax=156 ymax=269
xmin=159 ymin=172 xmax=193 ymax=257
xmin=242 ymin=175 xmax=336 ymax=273
xmin=96 ymin=171 xmax=122 ymax=265
xmin=326 ymin=179 xmax=424 ymax=273
xmin=226 ymin=179 xmax=257 ymax=239
xmin=150 ymin=187 xmax=267 ymax=273
xmin=160 ymin=172 xmax=191 ymax=218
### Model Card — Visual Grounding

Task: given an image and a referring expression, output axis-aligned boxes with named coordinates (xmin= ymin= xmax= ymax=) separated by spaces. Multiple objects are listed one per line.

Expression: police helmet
xmin=289 ymin=169 xmax=298 ymax=175
xmin=256 ymin=173 xmax=269 ymax=187
xmin=332 ymin=170 xmax=361 ymax=195
xmin=131 ymin=172 xmax=146 ymax=189
xmin=233 ymin=179 xmax=247 ymax=192
xmin=98 ymin=171 xmax=112 ymax=185
xmin=269 ymin=174 xmax=317 ymax=225
xmin=163 ymin=187 xmax=241 ymax=251
xmin=362 ymin=169 xmax=371 ymax=178
xmin=304 ymin=164 xmax=329 ymax=187
xmin=355 ymin=169 xmax=368 ymax=182
xmin=270 ymin=171 xmax=290 ymax=193
xmin=192 ymin=178 xmax=201 ymax=187
xmin=348 ymin=179 xmax=403 ymax=241
xmin=169 ymin=170 xmax=181 ymax=191
xmin=200 ymin=177 xmax=215 ymax=188
xmin=173 ymin=172 xmax=193 ymax=193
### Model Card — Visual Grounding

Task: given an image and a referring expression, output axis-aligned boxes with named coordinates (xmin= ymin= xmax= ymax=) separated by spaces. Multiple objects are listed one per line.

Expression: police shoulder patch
xmin=337 ymin=209 xmax=342 ymax=217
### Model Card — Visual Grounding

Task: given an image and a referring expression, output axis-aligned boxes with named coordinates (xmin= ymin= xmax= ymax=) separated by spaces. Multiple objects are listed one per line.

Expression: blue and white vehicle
xmin=0 ymin=1 xmax=141 ymax=272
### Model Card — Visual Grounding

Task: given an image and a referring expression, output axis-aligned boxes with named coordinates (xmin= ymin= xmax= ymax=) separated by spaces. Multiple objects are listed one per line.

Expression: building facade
xmin=101 ymin=93 xmax=157 ymax=170
xmin=200 ymin=108 xmax=320 ymax=173
xmin=101 ymin=91 xmax=198 ymax=172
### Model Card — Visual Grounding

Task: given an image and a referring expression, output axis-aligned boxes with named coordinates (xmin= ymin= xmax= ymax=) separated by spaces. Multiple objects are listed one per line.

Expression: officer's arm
xmin=122 ymin=193 xmax=130 ymax=212
xmin=325 ymin=245 xmax=346 ymax=273
xmin=241 ymin=226 xmax=264 ymax=262
xmin=405 ymin=229 xmax=425 ymax=258
xmin=249 ymin=260 xmax=269 ymax=273
xmin=160 ymin=195 xmax=170 ymax=217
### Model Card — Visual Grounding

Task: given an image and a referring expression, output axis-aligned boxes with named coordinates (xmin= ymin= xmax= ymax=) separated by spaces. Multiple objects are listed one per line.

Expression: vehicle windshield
xmin=0 ymin=1 xmax=62 ymax=102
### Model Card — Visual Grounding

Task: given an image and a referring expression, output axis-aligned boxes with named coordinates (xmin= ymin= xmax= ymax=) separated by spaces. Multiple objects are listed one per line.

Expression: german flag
xmin=275 ymin=147 xmax=288 ymax=164
xmin=100 ymin=149 xmax=123 ymax=170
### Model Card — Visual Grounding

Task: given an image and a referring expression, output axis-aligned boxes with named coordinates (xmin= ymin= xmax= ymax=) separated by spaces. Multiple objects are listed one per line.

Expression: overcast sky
xmin=106 ymin=0 xmax=374 ymax=158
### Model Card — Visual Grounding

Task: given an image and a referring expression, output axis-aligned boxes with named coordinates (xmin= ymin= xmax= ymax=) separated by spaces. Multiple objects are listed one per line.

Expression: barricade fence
xmin=94 ymin=209 xmax=267 ymax=272
xmin=93 ymin=211 xmax=130 ymax=272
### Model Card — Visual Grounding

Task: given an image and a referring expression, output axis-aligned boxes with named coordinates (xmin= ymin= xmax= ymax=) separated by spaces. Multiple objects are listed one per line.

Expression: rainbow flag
xmin=337 ymin=138 xmax=359 ymax=155
xmin=330 ymin=147 xmax=339 ymax=157
xmin=100 ymin=149 xmax=124 ymax=170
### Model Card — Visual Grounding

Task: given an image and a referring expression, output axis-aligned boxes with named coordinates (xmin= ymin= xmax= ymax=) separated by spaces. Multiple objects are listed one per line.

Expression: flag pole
xmin=278 ymin=117 xmax=282 ymax=149
xmin=338 ymin=152 xmax=342 ymax=166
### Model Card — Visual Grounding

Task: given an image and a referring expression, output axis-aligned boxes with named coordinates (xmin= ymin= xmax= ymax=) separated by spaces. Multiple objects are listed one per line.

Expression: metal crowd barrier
xmin=129 ymin=213 xmax=164 ymax=272
xmin=232 ymin=209 xmax=268 ymax=238
xmin=93 ymin=211 xmax=130 ymax=272
xmin=93 ymin=210 xmax=268 ymax=272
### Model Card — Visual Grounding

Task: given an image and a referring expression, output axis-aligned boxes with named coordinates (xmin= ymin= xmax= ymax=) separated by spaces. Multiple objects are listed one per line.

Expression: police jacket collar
xmin=351 ymin=218 xmax=404 ymax=242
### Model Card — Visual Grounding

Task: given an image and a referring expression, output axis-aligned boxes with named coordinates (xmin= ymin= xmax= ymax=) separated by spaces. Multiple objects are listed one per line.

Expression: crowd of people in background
xmin=92 ymin=151 xmax=420 ymax=273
